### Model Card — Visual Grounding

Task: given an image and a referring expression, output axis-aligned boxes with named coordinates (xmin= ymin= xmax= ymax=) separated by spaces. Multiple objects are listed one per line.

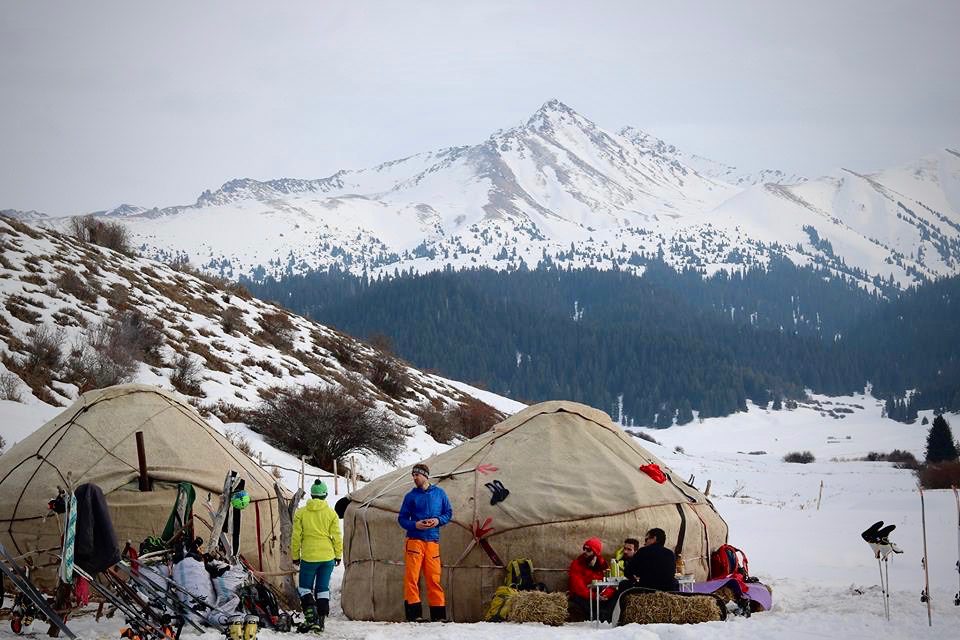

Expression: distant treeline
xmin=242 ymin=259 xmax=960 ymax=426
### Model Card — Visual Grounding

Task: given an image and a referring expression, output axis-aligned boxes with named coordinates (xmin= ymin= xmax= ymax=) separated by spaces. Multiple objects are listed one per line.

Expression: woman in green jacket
xmin=292 ymin=480 xmax=342 ymax=632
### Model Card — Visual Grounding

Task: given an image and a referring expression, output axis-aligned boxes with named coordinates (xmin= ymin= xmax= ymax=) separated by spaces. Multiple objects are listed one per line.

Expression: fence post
xmin=333 ymin=459 xmax=339 ymax=495
xmin=258 ymin=452 xmax=264 ymax=468
xmin=816 ymin=480 xmax=824 ymax=510
xmin=704 ymin=479 xmax=711 ymax=497
xmin=350 ymin=455 xmax=357 ymax=492
xmin=300 ymin=456 xmax=305 ymax=493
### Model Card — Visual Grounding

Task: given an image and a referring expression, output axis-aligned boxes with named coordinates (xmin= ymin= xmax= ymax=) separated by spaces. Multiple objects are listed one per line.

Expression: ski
xmin=112 ymin=561 xmax=206 ymax=633
xmin=953 ymin=485 xmax=959 ymax=607
xmin=919 ymin=483 xmax=932 ymax=626
xmin=72 ymin=564 xmax=171 ymax=640
xmin=0 ymin=544 xmax=76 ymax=639
xmin=118 ymin=558 xmax=233 ymax=628
xmin=207 ymin=470 xmax=240 ymax=555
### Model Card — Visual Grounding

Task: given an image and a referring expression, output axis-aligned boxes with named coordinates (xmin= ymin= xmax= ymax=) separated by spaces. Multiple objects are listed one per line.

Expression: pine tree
xmin=925 ymin=415 xmax=959 ymax=463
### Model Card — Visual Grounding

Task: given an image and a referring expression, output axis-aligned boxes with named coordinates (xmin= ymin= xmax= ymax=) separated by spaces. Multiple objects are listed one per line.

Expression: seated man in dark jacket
xmin=623 ymin=528 xmax=679 ymax=592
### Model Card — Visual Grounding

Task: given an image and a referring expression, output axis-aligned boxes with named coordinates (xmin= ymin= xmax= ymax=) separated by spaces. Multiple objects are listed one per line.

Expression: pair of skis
xmin=916 ymin=484 xmax=960 ymax=627
xmin=206 ymin=470 xmax=244 ymax=559
xmin=0 ymin=544 xmax=75 ymax=638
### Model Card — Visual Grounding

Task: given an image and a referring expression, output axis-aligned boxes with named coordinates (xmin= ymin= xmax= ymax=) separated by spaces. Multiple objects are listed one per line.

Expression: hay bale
xmin=506 ymin=590 xmax=568 ymax=626
xmin=621 ymin=592 xmax=723 ymax=625
xmin=714 ymin=586 xmax=737 ymax=604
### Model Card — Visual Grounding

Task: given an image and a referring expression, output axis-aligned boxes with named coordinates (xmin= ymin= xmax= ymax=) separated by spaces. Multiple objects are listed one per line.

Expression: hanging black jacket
xmin=73 ymin=483 xmax=120 ymax=574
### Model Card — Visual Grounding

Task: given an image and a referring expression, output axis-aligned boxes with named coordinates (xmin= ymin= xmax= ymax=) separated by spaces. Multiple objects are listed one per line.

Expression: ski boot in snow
xmin=429 ymin=605 xmax=449 ymax=623
xmin=403 ymin=601 xmax=427 ymax=623
xmin=298 ymin=593 xmax=322 ymax=633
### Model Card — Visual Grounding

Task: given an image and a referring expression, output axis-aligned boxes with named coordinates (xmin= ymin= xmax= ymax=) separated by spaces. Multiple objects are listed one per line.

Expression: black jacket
xmin=73 ymin=483 xmax=120 ymax=574
xmin=625 ymin=542 xmax=679 ymax=591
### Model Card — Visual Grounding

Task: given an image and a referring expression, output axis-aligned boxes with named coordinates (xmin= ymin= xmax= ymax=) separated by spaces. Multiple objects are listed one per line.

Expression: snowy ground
xmin=2 ymin=390 xmax=959 ymax=639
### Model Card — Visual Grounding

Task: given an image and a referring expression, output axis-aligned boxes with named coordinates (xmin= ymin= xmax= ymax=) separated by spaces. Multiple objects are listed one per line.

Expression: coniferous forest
xmin=243 ymin=259 xmax=960 ymax=426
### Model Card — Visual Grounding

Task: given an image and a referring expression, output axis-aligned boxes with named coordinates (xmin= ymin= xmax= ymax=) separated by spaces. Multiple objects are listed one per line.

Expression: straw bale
xmin=507 ymin=591 xmax=568 ymax=626
xmin=621 ymin=591 xmax=723 ymax=625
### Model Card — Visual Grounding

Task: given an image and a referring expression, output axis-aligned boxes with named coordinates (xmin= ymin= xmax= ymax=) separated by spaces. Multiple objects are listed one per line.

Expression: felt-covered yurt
xmin=0 ymin=384 xmax=289 ymax=589
xmin=340 ymin=401 xmax=728 ymax=622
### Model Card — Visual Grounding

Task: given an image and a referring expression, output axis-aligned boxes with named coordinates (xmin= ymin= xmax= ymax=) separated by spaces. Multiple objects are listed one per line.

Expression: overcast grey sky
xmin=2 ymin=1 xmax=958 ymax=215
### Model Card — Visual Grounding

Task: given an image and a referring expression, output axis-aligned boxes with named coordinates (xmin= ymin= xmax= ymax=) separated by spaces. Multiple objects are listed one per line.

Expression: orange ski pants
xmin=403 ymin=539 xmax=444 ymax=606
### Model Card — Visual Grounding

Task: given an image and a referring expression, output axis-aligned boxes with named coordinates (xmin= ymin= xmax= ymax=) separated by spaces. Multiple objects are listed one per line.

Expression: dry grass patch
xmin=55 ymin=268 xmax=100 ymax=303
xmin=5 ymin=295 xmax=43 ymax=324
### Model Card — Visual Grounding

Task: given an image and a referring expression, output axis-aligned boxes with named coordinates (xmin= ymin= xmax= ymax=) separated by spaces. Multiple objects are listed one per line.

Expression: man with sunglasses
xmin=397 ymin=463 xmax=453 ymax=622
xmin=567 ymin=537 xmax=614 ymax=621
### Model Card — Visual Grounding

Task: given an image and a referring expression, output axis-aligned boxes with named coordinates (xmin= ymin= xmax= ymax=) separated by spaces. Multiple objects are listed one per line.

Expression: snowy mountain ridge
xmin=26 ymin=102 xmax=960 ymax=287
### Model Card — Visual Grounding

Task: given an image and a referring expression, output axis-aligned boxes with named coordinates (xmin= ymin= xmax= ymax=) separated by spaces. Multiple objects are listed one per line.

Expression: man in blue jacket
xmin=397 ymin=463 xmax=453 ymax=622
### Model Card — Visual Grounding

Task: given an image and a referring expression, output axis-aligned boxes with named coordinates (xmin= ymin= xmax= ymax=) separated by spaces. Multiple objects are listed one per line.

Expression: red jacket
xmin=568 ymin=537 xmax=608 ymax=599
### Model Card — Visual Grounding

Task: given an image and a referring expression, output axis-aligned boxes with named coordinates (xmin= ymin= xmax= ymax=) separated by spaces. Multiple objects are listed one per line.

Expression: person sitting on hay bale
xmin=623 ymin=528 xmax=679 ymax=592
xmin=567 ymin=538 xmax=614 ymax=622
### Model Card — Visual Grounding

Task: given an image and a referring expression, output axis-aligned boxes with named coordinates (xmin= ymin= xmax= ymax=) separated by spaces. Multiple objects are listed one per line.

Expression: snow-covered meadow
xmin=2 ymin=388 xmax=958 ymax=639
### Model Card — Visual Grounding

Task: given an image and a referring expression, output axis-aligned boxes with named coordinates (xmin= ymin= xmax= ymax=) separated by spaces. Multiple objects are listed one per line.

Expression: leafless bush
xmin=417 ymin=396 xmax=502 ymax=444
xmin=366 ymin=334 xmax=410 ymax=398
xmin=55 ymin=269 xmax=99 ymax=303
xmin=221 ymin=307 xmax=245 ymax=334
xmin=783 ymin=451 xmax=816 ymax=464
xmin=0 ymin=434 xmax=5 ymax=454
xmin=170 ymin=353 xmax=204 ymax=396
xmin=21 ymin=324 xmax=65 ymax=374
xmin=864 ymin=450 xmax=919 ymax=469
xmin=674 ymin=445 xmax=686 ymax=454
xmin=258 ymin=310 xmax=297 ymax=351
xmin=69 ymin=215 xmax=135 ymax=256
xmin=224 ymin=429 xmax=255 ymax=457
xmin=0 ymin=371 xmax=22 ymax=402
xmin=66 ymin=310 xmax=165 ymax=391
xmin=916 ymin=461 xmax=960 ymax=489
xmin=634 ymin=431 xmax=662 ymax=446
xmin=245 ymin=385 xmax=404 ymax=470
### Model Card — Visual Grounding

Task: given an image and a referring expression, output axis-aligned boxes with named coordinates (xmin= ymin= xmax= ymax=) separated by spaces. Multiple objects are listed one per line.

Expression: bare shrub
xmin=69 ymin=215 xmax=135 ymax=256
xmin=863 ymin=450 xmax=919 ymax=469
xmin=245 ymin=385 xmax=404 ymax=470
xmin=0 ymin=371 xmax=22 ymax=402
xmin=258 ymin=310 xmax=296 ymax=350
xmin=221 ymin=307 xmax=245 ymax=334
xmin=170 ymin=353 xmax=204 ymax=396
xmin=0 ymin=434 xmax=5 ymax=453
xmin=55 ymin=269 xmax=99 ymax=303
xmin=674 ymin=445 xmax=686 ymax=454
xmin=916 ymin=461 xmax=960 ymax=489
xmin=22 ymin=324 xmax=65 ymax=374
xmin=417 ymin=396 xmax=502 ymax=444
xmin=224 ymin=429 xmax=255 ymax=457
xmin=634 ymin=431 xmax=662 ymax=446
xmin=783 ymin=451 xmax=815 ymax=464
xmin=366 ymin=334 xmax=410 ymax=398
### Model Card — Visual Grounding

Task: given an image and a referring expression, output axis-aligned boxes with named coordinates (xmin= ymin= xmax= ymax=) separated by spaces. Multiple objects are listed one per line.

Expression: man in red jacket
xmin=567 ymin=537 xmax=613 ymax=621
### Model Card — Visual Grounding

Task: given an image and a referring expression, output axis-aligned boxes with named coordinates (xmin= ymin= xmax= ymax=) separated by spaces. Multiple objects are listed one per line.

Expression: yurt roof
xmin=349 ymin=401 xmax=716 ymax=530
xmin=0 ymin=384 xmax=282 ymax=526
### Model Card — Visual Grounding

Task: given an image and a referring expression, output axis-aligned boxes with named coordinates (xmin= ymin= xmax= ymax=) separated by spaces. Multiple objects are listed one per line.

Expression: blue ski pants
xmin=298 ymin=560 xmax=335 ymax=600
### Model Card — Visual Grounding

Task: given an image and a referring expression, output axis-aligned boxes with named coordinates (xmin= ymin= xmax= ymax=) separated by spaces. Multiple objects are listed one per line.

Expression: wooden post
xmin=351 ymin=455 xmax=357 ymax=491
xmin=300 ymin=456 xmax=305 ymax=493
xmin=135 ymin=431 xmax=151 ymax=491
xmin=704 ymin=479 xmax=711 ymax=497
xmin=333 ymin=459 xmax=339 ymax=495
xmin=816 ymin=480 xmax=824 ymax=510
xmin=258 ymin=451 xmax=264 ymax=467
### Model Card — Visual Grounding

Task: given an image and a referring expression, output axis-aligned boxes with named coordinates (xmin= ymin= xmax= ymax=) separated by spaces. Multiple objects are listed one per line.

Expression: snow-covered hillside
xmin=28 ymin=102 xmax=960 ymax=288
xmin=0 ymin=215 xmax=514 ymax=479
xmin=3 ymin=384 xmax=958 ymax=639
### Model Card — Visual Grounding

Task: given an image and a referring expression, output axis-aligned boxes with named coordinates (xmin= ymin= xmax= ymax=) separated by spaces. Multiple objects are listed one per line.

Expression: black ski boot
xmin=316 ymin=597 xmax=329 ymax=632
xmin=404 ymin=601 xmax=425 ymax=622
xmin=861 ymin=521 xmax=884 ymax=543
xmin=298 ymin=593 xmax=322 ymax=633
xmin=429 ymin=605 xmax=448 ymax=622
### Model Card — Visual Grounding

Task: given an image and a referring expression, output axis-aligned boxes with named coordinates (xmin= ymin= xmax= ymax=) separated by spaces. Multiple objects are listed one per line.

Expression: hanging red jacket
xmin=567 ymin=537 xmax=608 ymax=599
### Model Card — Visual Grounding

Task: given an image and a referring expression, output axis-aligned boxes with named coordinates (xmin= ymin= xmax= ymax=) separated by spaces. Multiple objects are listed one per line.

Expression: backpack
xmin=505 ymin=558 xmax=547 ymax=592
xmin=710 ymin=544 xmax=749 ymax=580
xmin=483 ymin=586 xmax=517 ymax=622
